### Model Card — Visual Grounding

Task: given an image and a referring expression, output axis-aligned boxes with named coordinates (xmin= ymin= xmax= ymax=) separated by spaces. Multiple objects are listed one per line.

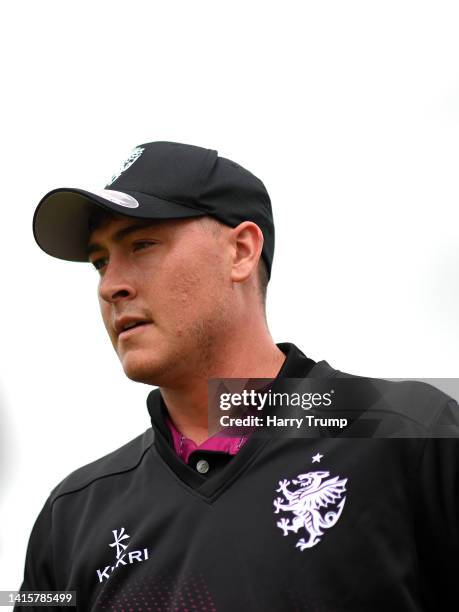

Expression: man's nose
xmin=98 ymin=262 xmax=137 ymax=303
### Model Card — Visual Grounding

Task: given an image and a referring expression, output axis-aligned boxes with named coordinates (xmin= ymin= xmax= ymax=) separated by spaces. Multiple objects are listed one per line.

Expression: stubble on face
xmin=94 ymin=215 xmax=234 ymax=388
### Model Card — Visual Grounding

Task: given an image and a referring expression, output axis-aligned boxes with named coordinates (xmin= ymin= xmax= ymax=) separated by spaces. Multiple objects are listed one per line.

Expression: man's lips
xmin=117 ymin=322 xmax=152 ymax=341
xmin=114 ymin=316 xmax=153 ymax=337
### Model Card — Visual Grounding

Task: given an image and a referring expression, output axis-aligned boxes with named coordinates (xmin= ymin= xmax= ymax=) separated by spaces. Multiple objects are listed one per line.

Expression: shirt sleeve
xmin=14 ymin=495 xmax=57 ymax=610
xmin=414 ymin=396 xmax=459 ymax=610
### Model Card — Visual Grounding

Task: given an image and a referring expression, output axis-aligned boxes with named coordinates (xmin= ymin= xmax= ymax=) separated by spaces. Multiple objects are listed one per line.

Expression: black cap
xmin=33 ymin=141 xmax=275 ymax=278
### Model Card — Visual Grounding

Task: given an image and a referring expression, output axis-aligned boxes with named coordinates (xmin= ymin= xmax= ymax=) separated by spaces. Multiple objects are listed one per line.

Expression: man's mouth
xmin=123 ymin=321 xmax=147 ymax=331
xmin=118 ymin=321 xmax=152 ymax=340
xmin=114 ymin=317 xmax=152 ymax=338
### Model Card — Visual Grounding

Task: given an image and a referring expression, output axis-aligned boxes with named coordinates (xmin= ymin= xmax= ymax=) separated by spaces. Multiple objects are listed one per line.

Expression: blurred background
xmin=1 ymin=0 xmax=458 ymax=598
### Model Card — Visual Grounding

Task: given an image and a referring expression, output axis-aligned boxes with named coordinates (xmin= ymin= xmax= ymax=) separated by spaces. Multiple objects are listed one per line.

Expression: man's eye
xmin=133 ymin=241 xmax=155 ymax=251
xmin=91 ymin=257 xmax=108 ymax=271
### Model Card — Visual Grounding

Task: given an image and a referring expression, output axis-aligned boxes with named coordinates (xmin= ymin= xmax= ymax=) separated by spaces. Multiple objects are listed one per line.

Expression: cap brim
xmin=33 ymin=187 xmax=206 ymax=261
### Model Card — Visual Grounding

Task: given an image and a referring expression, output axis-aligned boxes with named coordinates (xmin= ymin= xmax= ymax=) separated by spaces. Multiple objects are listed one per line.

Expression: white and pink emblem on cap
xmin=106 ymin=146 xmax=145 ymax=187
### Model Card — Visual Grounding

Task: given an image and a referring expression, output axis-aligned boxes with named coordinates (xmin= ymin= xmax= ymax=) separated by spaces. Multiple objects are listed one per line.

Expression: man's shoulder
xmin=49 ymin=427 xmax=154 ymax=505
xmin=326 ymin=361 xmax=458 ymax=430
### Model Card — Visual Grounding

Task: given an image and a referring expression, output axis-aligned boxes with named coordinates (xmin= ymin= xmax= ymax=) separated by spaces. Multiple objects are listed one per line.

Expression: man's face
xmin=87 ymin=214 xmax=231 ymax=386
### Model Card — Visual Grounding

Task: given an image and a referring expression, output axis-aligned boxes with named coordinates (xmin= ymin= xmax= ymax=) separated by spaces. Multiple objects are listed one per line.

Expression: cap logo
xmin=95 ymin=189 xmax=140 ymax=209
xmin=106 ymin=146 xmax=145 ymax=186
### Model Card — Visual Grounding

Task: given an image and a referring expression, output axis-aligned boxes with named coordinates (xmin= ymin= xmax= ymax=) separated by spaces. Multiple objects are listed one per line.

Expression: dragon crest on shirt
xmin=273 ymin=470 xmax=347 ymax=550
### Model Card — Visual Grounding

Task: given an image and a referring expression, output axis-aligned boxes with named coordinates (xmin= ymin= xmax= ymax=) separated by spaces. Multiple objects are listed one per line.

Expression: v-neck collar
xmin=146 ymin=342 xmax=337 ymax=501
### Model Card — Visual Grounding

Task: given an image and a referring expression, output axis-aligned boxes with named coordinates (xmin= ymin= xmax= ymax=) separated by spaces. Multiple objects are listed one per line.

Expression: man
xmin=17 ymin=141 xmax=458 ymax=611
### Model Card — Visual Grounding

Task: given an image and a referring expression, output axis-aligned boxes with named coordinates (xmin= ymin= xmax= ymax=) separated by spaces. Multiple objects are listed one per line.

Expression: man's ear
xmin=229 ymin=221 xmax=264 ymax=283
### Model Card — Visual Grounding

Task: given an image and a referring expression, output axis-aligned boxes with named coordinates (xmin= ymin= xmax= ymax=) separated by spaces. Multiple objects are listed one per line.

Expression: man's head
xmin=32 ymin=141 xmax=275 ymax=384
xmin=86 ymin=209 xmax=268 ymax=386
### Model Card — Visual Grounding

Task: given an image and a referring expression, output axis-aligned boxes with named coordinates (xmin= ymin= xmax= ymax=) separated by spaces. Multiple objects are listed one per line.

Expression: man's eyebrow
xmin=87 ymin=221 xmax=158 ymax=257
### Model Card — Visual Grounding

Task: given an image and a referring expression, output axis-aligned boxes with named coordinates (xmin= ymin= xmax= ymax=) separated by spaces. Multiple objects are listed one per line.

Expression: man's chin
xmin=119 ymin=350 xmax=165 ymax=386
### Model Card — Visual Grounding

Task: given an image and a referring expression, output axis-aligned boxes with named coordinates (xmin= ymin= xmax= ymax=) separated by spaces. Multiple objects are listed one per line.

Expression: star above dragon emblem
xmin=274 ymin=456 xmax=347 ymax=551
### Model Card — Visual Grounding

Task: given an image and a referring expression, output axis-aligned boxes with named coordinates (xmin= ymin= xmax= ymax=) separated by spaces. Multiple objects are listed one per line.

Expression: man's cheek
xmin=170 ymin=260 xmax=203 ymax=291
xmin=99 ymin=304 xmax=114 ymax=341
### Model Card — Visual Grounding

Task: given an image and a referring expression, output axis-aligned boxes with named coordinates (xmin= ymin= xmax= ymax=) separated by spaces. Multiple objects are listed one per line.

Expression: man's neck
xmin=160 ymin=335 xmax=286 ymax=445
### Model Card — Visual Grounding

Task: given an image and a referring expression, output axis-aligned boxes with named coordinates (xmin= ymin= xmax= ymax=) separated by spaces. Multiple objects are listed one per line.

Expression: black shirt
xmin=15 ymin=342 xmax=459 ymax=611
